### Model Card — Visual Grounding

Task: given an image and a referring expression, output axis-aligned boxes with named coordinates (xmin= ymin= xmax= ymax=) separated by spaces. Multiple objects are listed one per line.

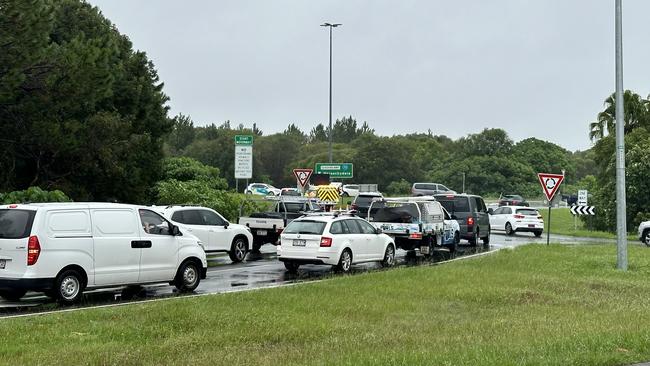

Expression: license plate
xmin=293 ymin=239 xmax=307 ymax=247
xmin=257 ymin=230 xmax=267 ymax=236
xmin=420 ymin=246 xmax=430 ymax=254
xmin=528 ymin=224 xmax=535 ymax=228
xmin=0 ymin=259 xmax=5 ymax=269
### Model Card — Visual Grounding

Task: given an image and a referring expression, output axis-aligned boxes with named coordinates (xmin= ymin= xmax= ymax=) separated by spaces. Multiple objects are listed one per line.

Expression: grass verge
xmin=540 ymin=208 xmax=637 ymax=241
xmin=3 ymin=244 xmax=650 ymax=365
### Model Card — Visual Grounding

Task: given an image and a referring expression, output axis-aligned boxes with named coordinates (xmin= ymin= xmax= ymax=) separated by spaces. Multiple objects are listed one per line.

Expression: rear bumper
xmin=278 ymin=258 xmax=326 ymax=265
xmin=0 ymin=277 xmax=54 ymax=291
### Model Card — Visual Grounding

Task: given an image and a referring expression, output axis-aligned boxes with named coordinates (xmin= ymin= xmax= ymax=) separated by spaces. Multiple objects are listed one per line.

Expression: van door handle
xmin=131 ymin=240 xmax=152 ymax=248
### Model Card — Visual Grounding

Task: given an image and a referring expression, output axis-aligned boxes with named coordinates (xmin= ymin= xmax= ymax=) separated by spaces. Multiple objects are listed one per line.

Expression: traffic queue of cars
xmin=0 ymin=186 xmax=545 ymax=304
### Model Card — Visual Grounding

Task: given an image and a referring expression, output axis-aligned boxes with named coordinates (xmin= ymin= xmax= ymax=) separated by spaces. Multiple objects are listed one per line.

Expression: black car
xmin=434 ymin=194 xmax=490 ymax=246
xmin=498 ymin=194 xmax=529 ymax=207
xmin=351 ymin=192 xmax=384 ymax=217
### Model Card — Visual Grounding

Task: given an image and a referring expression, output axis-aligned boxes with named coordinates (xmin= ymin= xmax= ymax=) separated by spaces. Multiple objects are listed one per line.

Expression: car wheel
xmin=0 ymin=289 xmax=27 ymax=302
xmin=54 ymin=269 xmax=85 ymax=304
xmin=335 ymin=249 xmax=353 ymax=273
xmin=534 ymin=230 xmax=543 ymax=238
xmin=245 ymin=190 xmax=251 ymax=194
xmin=267 ymin=191 xmax=275 ymax=196
xmin=482 ymin=227 xmax=490 ymax=247
xmin=381 ymin=244 xmax=395 ymax=267
xmin=228 ymin=237 xmax=248 ymax=263
xmin=341 ymin=192 xmax=349 ymax=197
xmin=454 ymin=231 xmax=460 ymax=245
xmin=284 ymin=261 xmax=300 ymax=273
xmin=505 ymin=222 xmax=514 ymax=236
xmin=644 ymin=230 xmax=650 ymax=247
xmin=174 ymin=260 xmax=201 ymax=292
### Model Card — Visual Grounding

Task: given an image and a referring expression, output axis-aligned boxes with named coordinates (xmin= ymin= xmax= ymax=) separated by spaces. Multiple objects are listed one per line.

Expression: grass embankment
xmin=3 ymin=245 xmax=650 ymax=365
xmin=540 ymin=207 xmax=637 ymax=241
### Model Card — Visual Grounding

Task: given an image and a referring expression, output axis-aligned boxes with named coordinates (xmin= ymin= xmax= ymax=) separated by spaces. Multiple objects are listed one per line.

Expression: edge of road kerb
xmin=1 ymin=245 xmax=507 ymax=320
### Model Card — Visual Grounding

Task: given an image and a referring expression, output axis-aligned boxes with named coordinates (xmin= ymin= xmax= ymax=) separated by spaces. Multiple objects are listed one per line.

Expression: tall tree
xmin=0 ymin=0 xmax=172 ymax=202
xmin=589 ymin=90 xmax=648 ymax=141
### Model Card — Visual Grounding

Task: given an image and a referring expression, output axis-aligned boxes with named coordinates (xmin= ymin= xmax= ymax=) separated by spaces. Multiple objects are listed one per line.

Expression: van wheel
xmin=335 ymin=249 xmax=353 ymax=273
xmin=175 ymin=260 xmax=201 ymax=292
xmin=482 ymin=228 xmax=491 ymax=247
xmin=468 ymin=229 xmax=478 ymax=246
xmin=54 ymin=269 xmax=85 ymax=304
xmin=228 ymin=237 xmax=248 ymax=263
xmin=284 ymin=261 xmax=300 ymax=273
xmin=0 ymin=289 xmax=27 ymax=301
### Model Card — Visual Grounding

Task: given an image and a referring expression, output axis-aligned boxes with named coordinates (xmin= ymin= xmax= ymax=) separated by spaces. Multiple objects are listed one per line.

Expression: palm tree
xmin=589 ymin=90 xmax=649 ymax=141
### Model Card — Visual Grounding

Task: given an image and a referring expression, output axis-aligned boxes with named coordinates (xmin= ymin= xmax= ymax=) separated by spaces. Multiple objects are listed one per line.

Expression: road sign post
xmin=537 ymin=173 xmax=565 ymax=246
xmin=235 ymin=135 xmax=253 ymax=191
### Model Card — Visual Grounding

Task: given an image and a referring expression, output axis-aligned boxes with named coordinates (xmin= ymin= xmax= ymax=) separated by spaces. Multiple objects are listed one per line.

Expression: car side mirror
xmin=451 ymin=214 xmax=457 ymax=220
xmin=224 ymin=223 xmax=229 ymax=229
xmin=170 ymin=224 xmax=181 ymax=236
xmin=488 ymin=208 xmax=494 ymax=215
xmin=375 ymin=228 xmax=383 ymax=235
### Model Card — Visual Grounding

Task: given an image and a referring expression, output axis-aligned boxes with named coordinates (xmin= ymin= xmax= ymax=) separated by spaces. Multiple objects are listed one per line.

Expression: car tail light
xmin=8 ymin=204 xmax=17 ymax=208
xmin=537 ymin=215 xmax=543 ymax=220
xmin=320 ymin=237 xmax=333 ymax=247
xmin=514 ymin=214 xmax=525 ymax=219
xmin=27 ymin=235 xmax=41 ymax=266
xmin=467 ymin=217 xmax=474 ymax=226
xmin=409 ymin=232 xmax=423 ymax=240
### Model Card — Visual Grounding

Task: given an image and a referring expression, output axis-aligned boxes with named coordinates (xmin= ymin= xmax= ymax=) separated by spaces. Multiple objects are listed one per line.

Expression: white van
xmin=0 ymin=203 xmax=208 ymax=304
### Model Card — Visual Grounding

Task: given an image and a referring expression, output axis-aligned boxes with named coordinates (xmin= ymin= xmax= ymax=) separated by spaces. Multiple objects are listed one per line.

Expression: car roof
xmin=356 ymin=192 xmax=383 ymax=196
xmin=2 ymin=202 xmax=146 ymax=211
xmin=499 ymin=206 xmax=536 ymax=210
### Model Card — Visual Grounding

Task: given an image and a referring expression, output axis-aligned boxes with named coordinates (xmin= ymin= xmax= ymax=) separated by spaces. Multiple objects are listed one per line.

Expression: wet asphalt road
xmin=0 ymin=232 xmax=618 ymax=317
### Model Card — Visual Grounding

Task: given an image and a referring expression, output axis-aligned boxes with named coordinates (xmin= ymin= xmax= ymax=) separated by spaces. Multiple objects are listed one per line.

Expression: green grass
xmin=540 ymin=208 xmax=637 ymax=241
xmin=3 ymin=244 xmax=650 ymax=365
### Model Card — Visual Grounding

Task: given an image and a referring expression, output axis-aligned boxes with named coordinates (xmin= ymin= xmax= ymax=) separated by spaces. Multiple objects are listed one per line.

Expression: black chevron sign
xmin=570 ymin=205 xmax=595 ymax=215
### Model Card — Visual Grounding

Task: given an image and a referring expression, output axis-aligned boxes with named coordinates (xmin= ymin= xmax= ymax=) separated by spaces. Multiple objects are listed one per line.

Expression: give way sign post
xmin=537 ymin=172 xmax=565 ymax=246
xmin=293 ymin=169 xmax=313 ymax=192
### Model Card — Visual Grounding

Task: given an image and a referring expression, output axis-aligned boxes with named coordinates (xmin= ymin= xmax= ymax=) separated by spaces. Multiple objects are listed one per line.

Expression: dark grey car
xmin=411 ymin=182 xmax=456 ymax=196
xmin=433 ymin=194 xmax=490 ymax=246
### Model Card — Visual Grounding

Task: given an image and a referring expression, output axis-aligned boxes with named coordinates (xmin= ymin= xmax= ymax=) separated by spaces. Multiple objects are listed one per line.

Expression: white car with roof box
xmin=0 ymin=203 xmax=207 ymax=303
xmin=488 ymin=205 xmax=544 ymax=237
xmin=277 ymin=213 xmax=396 ymax=273
xmin=157 ymin=205 xmax=253 ymax=263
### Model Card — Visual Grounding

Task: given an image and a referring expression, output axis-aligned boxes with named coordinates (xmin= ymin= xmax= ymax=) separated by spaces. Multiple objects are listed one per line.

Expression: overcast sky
xmin=88 ymin=0 xmax=650 ymax=151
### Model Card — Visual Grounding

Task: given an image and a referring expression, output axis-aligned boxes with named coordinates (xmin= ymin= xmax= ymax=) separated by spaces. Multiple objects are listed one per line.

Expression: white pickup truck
xmin=238 ymin=198 xmax=322 ymax=251
xmin=367 ymin=197 xmax=460 ymax=253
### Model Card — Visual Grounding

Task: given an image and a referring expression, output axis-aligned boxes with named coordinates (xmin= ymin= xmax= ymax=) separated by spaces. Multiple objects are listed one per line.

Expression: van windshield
xmin=0 ymin=209 xmax=36 ymax=239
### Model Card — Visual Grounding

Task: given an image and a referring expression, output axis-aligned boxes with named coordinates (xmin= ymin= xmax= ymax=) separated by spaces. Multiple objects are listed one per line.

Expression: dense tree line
xmin=164 ymin=116 xmax=595 ymax=199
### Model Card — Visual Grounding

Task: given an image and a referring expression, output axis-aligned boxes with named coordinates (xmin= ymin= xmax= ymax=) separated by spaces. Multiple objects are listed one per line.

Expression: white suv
xmin=158 ymin=206 xmax=253 ymax=263
xmin=638 ymin=221 xmax=650 ymax=246
xmin=277 ymin=213 xmax=396 ymax=273
xmin=0 ymin=203 xmax=207 ymax=304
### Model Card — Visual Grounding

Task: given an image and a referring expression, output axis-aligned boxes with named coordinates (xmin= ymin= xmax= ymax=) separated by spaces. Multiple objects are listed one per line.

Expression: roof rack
xmin=303 ymin=210 xmax=358 ymax=218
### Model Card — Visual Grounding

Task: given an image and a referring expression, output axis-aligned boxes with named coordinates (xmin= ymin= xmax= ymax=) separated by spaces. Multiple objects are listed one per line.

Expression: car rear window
xmin=0 ymin=209 xmax=36 ymax=239
xmin=284 ymin=220 xmax=327 ymax=235
xmin=435 ymin=196 xmax=470 ymax=213
xmin=516 ymin=209 xmax=538 ymax=216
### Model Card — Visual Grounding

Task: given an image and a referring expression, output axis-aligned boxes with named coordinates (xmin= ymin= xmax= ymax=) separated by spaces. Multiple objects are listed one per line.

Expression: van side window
xmin=139 ymin=209 xmax=171 ymax=235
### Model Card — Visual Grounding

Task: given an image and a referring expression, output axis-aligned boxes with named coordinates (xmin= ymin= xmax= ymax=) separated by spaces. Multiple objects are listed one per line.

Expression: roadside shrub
xmin=0 ymin=187 xmax=71 ymax=204
xmin=385 ymin=179 xmax=411 ymax=196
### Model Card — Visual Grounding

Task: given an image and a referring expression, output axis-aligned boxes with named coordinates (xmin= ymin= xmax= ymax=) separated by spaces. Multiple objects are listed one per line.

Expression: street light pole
xmin=614 ymin=0 xmax=627 ymax=270
xmin=321 ymin=22 xmax=341 ymax=163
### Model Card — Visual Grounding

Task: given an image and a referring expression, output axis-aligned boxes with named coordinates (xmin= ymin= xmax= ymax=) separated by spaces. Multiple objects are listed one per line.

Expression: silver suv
xmin=411 ymin=182 xmax=456 ymax=196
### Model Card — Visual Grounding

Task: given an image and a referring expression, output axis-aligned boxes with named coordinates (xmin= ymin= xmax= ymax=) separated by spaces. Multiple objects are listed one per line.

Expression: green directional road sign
xmin=234 ymin=135 xmax=253 ymax=145
xmin=315 ymin=163 xmax=353 ymax=179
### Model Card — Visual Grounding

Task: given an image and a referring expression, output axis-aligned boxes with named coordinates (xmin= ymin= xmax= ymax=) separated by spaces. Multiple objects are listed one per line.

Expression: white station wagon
xmin=0 ymin=203 xmax=207 ymax=303
xmin=277 ymin=213 xmax=396 ymax=273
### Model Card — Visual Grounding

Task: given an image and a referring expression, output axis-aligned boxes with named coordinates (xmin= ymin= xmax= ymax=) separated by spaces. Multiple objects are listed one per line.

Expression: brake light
xmin=513 ymin=214 xmax=525 ymax=219
xmin=467 ymin=217 xmax=474 ymax=226
xmin=409 ymin=232 xmax=423 ymax=240
xmin=27 ymin=235 xmax=41 ymax=266
xmin=8 ymin=204 xmax=17 ymax=208
xmin=320 ymin=237 xmax=333 ymax=247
